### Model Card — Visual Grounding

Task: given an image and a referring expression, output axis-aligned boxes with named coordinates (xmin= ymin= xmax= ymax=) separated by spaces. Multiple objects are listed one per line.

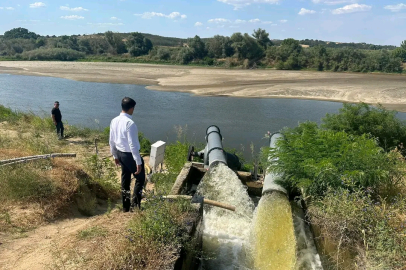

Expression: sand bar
xmin=1 ymin=61 xmax=406 ymax=112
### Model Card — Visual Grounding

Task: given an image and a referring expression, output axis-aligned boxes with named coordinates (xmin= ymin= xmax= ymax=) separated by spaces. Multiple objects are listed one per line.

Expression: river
xmin=2 ymin=73 xmax=403 ymax=159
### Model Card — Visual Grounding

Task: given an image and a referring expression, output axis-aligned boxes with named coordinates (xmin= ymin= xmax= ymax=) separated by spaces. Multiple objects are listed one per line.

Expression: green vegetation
xmin=272 ymin=121 xmax=404 ymax=197
xmin=323 ymin=103 xmax=406 ymax=154
xmin=1 ymin=27 xmax=405 ymax=73
xmin=151 ymin=126 xmax=191 ymax=194
xmin=268 ymin=104 xmax=406 ymax=268
xmin=4 ymin=27 xmax=40 ymax=40
xmin=21 ymin=48 xmax=85 ymax=61
xmin=77 ymin=127 xmax=198 ymax=269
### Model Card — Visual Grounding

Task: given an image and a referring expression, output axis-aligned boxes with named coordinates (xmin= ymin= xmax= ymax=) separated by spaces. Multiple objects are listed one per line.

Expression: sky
xmin=0 ymin=0 xmax=405 ymax=46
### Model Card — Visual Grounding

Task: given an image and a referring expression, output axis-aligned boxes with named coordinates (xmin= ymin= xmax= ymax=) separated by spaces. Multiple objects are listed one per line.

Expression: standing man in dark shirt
xmin=51 ymin=101 xmax=64 ymax=139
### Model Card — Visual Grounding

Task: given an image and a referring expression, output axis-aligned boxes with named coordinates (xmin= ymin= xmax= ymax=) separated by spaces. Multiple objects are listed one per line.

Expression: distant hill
xmin=91 ymin=32 xmax=186 ymax=47
xmin=273 ymin=39 xmax=396 ymax=50
xmin=89 ymin=32 xmax=397 ymax=50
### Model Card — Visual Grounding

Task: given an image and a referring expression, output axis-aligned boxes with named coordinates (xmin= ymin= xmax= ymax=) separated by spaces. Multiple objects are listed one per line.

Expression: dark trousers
xmin=56 ymin=121 xmax=64 ymax=138
xmin=117 ymin=151 xmax=145 ymax=212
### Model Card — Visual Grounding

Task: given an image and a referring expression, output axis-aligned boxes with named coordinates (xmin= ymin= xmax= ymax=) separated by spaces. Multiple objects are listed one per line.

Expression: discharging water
xmin=292 ymin=203 xmax=323 ymax=270
xmin=252 ymin=192 xmax=296 ymax=270
xmin=196 ymin=163 xmax=254 ymax=269
xmin=197 ymin=164 xmax=323 ymax=270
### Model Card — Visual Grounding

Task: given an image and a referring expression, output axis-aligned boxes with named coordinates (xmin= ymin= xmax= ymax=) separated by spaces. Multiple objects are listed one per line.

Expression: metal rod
xmin=0 ymin=153 xmax=76 ymax=166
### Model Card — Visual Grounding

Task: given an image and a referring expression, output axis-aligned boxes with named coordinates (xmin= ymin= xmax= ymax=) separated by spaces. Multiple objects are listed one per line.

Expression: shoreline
xmin=2 ymin=61 xmax=406 ymax=112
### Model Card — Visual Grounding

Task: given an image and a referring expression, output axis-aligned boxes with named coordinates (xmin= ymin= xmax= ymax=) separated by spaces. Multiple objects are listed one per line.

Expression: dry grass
xmin=0 ymin=159 xmax=87 ymax=234
xmin=45 ymin=210 xmax=180 ymax=270
xmin=43 ymin=196 xmax=198 ymax=270
xmin=0 ymin=118 xmax=118 ymax=234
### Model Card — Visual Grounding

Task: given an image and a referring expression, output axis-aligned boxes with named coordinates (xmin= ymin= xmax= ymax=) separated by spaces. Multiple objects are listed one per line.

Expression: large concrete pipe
xmin=263 ymin=132 xmax=287 ymax=195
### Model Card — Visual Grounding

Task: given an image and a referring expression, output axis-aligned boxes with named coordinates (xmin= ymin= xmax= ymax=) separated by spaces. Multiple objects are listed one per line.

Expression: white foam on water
xmin=197 ymin=163 xmax=254 ymax=270
xmin=292 ymin=203 xmax=323 ymax=270
xmin=196 ymin=163 xmax=323 ymax=270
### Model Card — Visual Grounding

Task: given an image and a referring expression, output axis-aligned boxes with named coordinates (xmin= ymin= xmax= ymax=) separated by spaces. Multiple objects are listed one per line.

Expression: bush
xmin=156 ymin=47 xmax=171 ymax=60
xmin=164 ymin=141 xmax=190 ymax=175
xmin=177 ymin=47 xmax=194 ymax=64
xmin=270 ymin=121 xmax=405 ymax=197
xmin=128 ymin=195 xmax=192 ymax=244
xmin=139 ymin=132 xmax=151 ymax=154
xmin=85 ymin=154 xmax=121 ymax=200
xmin=322 ymin=103 xmax=406 ymax=154
xmin=309 ymin=188 xmax=406 ymax=269
xmin=0 ymin=105 xmax=20 ymax=122
xmin=21 ymin=48 xmax=85 ymax=61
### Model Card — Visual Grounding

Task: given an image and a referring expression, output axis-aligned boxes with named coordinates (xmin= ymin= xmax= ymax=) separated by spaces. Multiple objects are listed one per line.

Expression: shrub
xmin=309 ymin=188 xmax=406 ymax=269
xmin=21 ymin=48 xmax=85 ymax=61
xmin=177 ymin=47 xmax=194 ymax=64
xmin=164 ymin=141 xmax=190 ymax=175
xmin=270 ymin=121 xmax=405 ymax=197
xmin=139 ymin=132 xmax=151 ymax=154
xmin=0 ymin=105 xmax=20 ymax=122
xmin=322 ymin=103 xmax=406 ymax=154
xmin=156 ymin=47 xmax=171 ymax=60
xmin=151 ymin=172 xmax=178 ymax=195
xmin=85 ymin=154 xmax=121 ymax=200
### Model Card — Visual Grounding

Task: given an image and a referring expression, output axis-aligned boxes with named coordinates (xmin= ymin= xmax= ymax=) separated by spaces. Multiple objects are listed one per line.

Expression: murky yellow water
xmin=253 ymin=192 xmax=296 ymax=270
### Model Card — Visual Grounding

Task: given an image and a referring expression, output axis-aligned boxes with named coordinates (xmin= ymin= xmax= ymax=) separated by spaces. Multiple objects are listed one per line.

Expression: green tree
xmin=105 ymin=31 xmax=127 ymax=54
xmin=401 ymin=40 xmax=406 ymax=50
xmin=4 ymin=28 xmax=40 ymax=39
xmin=176 ymin=47 xmax=194 ymax=64
xmin=78 ymin=39 xmax=93 ymax=54
xmin=206 ymin=35 xmax=233 ymax=58
xmin=230 ymin=32 xmax=264 ymax=60
xmin=35 ymin=38 xmax=46 ymax=48
xmin=126 ymin=32 xmax=153 ymax=57
xmin=273 ymin=38 xmax=304 ymax=69
xmin=187 ymin=35 xmax=206 ymax=59
xmin=322 ymin=103 xmax=406 ymax=154
xmin=252 ymin=28 xmax=272 ymax=48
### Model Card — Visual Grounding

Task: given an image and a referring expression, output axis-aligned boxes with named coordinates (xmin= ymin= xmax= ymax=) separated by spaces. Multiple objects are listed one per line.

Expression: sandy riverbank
xmin=1 ymin=61 xmax=406 ymax=112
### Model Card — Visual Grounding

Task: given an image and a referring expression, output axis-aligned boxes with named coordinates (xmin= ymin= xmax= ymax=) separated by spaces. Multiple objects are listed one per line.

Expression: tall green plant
xmin=322 ymin=103 xmax=406 ymax=154
xmin=271 ymin=122 xmax=405 ymax=197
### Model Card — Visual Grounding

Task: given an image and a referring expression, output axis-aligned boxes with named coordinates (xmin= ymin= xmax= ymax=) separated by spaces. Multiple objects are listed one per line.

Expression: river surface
xmin=2 ymin=74 xmax=405 ymax=158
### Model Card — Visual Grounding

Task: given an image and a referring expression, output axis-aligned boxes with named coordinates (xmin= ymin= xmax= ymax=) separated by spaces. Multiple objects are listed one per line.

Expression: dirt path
xmin=0 ymin=214 xmax=100 ymax=269
xmin=0 ymin=134 xmax=152 ymax=270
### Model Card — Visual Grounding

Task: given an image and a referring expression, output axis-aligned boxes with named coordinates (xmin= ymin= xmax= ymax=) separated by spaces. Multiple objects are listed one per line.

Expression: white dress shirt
xmin=109 ymin=113 xmax=142 ymax=165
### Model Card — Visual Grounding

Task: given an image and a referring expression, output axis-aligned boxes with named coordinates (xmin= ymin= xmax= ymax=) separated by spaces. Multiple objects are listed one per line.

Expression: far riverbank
xmin=1 ymin=61 xmax=406 ymax=112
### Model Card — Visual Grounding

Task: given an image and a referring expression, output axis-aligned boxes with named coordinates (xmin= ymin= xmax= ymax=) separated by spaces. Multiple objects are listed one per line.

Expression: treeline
xmin=295 ymin=39 xmax=396 ymax=50
xmin=1 ymin=27 xmax=406 ymax=73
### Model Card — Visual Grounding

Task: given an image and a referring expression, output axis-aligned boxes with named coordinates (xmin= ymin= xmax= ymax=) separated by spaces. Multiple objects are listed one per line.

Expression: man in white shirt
xmin=109 ymin=97 xmax=145 ymax=212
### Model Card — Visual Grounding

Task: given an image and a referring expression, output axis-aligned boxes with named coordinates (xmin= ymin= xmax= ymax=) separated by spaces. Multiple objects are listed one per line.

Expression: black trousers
xmin=117 ymin=151 xmax=145 ymax=212
xmin=56 ymin=121 xmax=64 ymax=138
